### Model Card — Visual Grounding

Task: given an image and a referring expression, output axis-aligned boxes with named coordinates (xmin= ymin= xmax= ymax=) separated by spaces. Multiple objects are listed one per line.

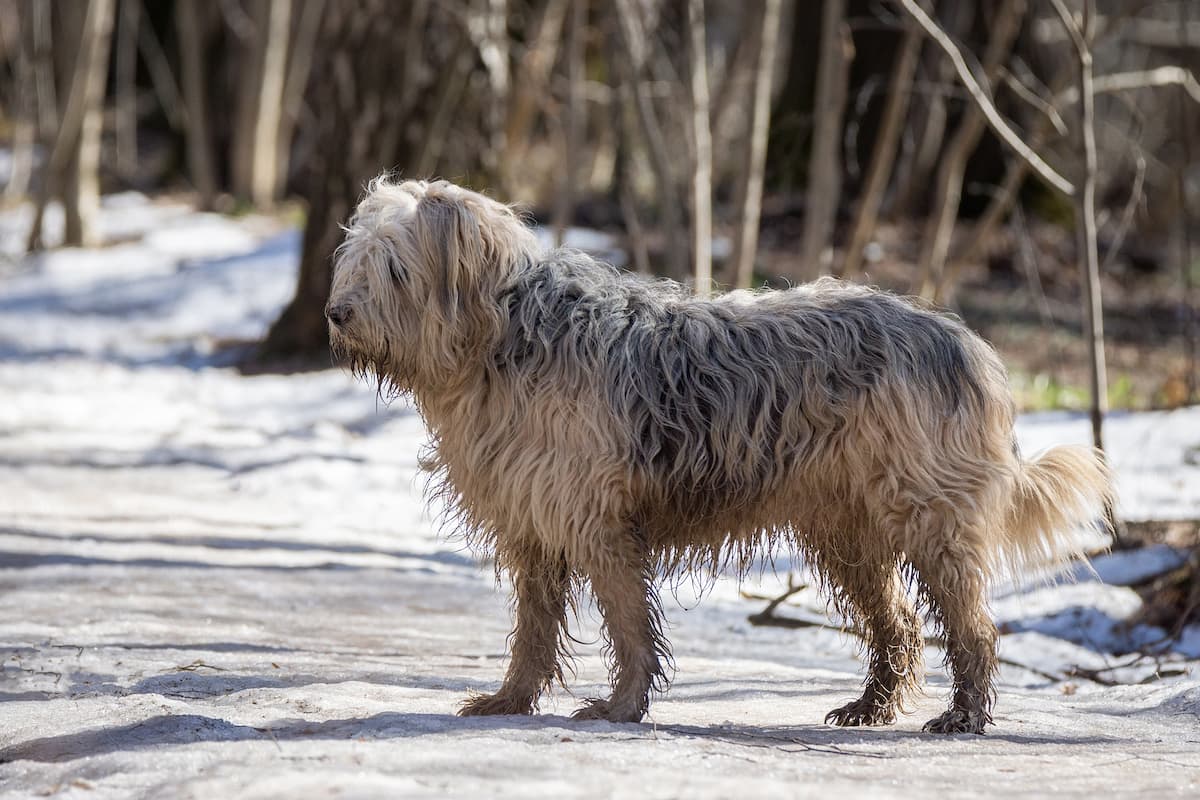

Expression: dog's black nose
xmin=326 ymin=304 xmax=353 ymax=327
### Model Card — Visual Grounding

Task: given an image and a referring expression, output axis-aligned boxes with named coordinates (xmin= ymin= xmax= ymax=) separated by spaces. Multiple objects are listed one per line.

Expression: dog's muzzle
xmin=326 ymin=303 xmax=353 ymax=328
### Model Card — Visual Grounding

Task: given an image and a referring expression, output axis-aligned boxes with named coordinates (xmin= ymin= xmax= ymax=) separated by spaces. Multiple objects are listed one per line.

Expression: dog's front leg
xmin=460 ymin=548 xmax=571 ymax=716
xmin=572 ymin=537 xmax=668 ymax=723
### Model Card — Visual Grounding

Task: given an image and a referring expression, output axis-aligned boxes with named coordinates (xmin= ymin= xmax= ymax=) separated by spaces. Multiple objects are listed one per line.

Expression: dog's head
xmin=327 ymin=177 xmax=538 ymax=394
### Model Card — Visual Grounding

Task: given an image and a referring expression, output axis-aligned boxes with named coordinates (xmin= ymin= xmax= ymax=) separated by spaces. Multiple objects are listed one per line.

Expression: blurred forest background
xmin=0 ymin=0 xmax=1198 ymax=413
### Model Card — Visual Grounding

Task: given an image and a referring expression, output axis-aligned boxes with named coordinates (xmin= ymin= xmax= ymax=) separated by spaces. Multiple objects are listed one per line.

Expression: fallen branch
xmin=174 ymin=660 xmax=227 ymax=672
xmin=744 ymin=578 xmax=1177 ymax=687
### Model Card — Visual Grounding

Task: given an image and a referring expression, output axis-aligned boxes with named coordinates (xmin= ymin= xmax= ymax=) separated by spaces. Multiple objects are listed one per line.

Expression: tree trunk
xmin=687 ymin=0 xmax=712 ymax=296
xmin=479 ymin=0 xmax=510 ymax=190
xmin=176 ymin=0 xmax=217 ymax=209
xmin=5 ymin=7 xmax=38 ymax=203
xmin=27 ymin=0 xmax=115 ymax=251
xmin=136 ymin=5 xmax=185 ymax=129
xmin=257 ymin=2 xmax=433 ymax=363
xmin=611 ymin=23 xmax=651 ymax=276
xmin=840 ymin=17 xmax=922 ymax=279
xmin=231 ymin=0 xmax=268 ymax=202
xmin=22 ymin=0 xmax=56 ymax=248
xmin=613 ymin=0 xmax=688 ymax=281
xmin=730 ymin=0 xmax=781 ymax=289
xmin=115 ymin=0 xmax=139 ymax=180
xmin=275 ymin=0 xmax=325 ymax=199
xmin=249 ymin=0 xmax=292 ymax=209
xmin=505 ymin=0 xmax=569 ymax=195
xmin=1065 ymin=0 xmax=1107 ymax=453
xmin=71 ymin=0 xmax=115 ymax=242
xmin=553 ymin=0 xmax=585 ymax=246
xmin=796 ymin=0 xmax=850 ymax=282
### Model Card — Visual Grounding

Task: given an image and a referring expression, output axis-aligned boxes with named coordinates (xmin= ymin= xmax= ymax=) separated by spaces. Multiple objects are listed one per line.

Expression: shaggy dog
xmin=327 ymin=177 xmax=1111 ymax=734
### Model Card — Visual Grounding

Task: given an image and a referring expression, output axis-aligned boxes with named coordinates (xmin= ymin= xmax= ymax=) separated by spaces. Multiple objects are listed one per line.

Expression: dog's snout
xmin=326 ymin=304 xmax=353 ymax=327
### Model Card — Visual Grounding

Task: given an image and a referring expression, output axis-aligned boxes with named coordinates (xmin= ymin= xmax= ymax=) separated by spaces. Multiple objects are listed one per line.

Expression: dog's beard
xmin=330 ymin=332 xmax=412 ymax=402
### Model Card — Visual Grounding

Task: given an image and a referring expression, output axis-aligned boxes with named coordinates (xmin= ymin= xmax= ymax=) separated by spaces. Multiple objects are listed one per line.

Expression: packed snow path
xmin=2 ymin=196 xmax=1198 ymax=798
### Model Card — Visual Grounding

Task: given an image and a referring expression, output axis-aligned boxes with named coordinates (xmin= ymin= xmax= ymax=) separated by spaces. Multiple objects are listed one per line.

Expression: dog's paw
xmin=571 ymin=698 xmax=644 ymax=724
xmin=458 ymin=692 xmax=534 ymax=717
xmin=824 ymin=699 xmax=896 ymax=727
xmin=922 ymin=708 xmax=988 ymax=735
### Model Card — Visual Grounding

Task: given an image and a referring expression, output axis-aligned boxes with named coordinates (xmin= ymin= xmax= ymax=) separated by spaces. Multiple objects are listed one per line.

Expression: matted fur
xmin=328 ymin=177 xmax=1112 ymax=734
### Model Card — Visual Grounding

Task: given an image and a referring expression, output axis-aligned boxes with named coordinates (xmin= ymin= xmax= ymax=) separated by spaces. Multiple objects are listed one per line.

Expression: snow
xmin=2 ymin=195 xmax=1199 ymax=798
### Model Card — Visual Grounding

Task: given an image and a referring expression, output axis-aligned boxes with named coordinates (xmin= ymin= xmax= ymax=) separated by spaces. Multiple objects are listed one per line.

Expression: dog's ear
xmin=414 ymin=193 xmax=487 ymax=318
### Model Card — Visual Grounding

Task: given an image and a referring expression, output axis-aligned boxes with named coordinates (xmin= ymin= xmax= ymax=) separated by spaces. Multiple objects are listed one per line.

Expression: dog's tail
xmin=998 ymin=445 xmax=1113 ymax=579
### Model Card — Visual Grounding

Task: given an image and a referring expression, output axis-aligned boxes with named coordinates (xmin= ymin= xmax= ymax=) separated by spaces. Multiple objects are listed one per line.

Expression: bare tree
xmin=552 ymin=0 xmax=585 ymax=246
xmin=840 ymin=14 xmax=923 ymax=279
xmin=249 ymin=0 xmax=292 ymax=209
xmin=951 ymin=60 xmax=1191 ymax=274
xmin=890 ymin=4 xmax=973 ymax=221
xmin=274 ymin=0 xmax=326 ymax=199
xmin=477 ymin=0 xmax=511 ymax=189
xmin=953 ymin=120 xmax=1055 ymax=269
xmin=797 ymin=0 xmax=850 ymax=282
xmin=506 ymin=0 xmax=569 ymax=192
xmin=913 ymin=0 xmax=1025 ymax=301
xmin=223 ymin=0 xmax=293 ymax=208
xmin=258 ymin=2 xmax=446 ymax=361
xmin=227 ymin=0 xmax=295 ymax=208
xmin=894 ymin=0 xmax=1073 ymax=195
xmin=136 ymin=0 xmax=184 ymax=130
xmin=730 ymin=0 xmax=782 ymax=289
xmin=114 ymin=0 xmax=139 ymax=180
xmin=1051 ymin=0 xmax=1107 ymax=455
xmin=613 ymin=0 xmax=688 ymax=281
xmin=26 ymin=0 xmax=115 ymax=250
xmin=611 ymin=25 xmax=651 ymax=276
xmin=687 ymin=0 xmax=712 ymax=296
xmin=3 ymin=4 xmax=37 ymax=203
xmin=176 ymin=0 xmax=217 ymax=209
xmin=414 ymin=47 xmax=475 ymax=177
xmin=230 ymin=0 xmax=267 ymax=202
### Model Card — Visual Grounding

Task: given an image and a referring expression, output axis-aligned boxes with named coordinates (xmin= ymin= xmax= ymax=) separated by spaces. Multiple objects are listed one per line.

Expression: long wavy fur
xmin=327 ymin=176 xmax=1113 ymax=733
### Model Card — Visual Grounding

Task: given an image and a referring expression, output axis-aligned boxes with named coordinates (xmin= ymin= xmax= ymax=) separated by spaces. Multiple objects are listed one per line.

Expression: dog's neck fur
xmin=404 ymin=248 xmax=539 ymax=425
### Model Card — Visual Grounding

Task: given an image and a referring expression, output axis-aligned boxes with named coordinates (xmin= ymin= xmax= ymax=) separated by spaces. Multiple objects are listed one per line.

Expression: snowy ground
xmin=2 ymin=196 xmax=1199 ymax=798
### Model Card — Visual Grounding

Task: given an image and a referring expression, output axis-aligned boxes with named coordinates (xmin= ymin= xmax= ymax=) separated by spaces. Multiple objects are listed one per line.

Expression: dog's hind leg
xmin=822 ymin=557 xmax=923 ymax=727
xmin=460 ymin=546 xmax=572 ymax=716
xmin=572 ymin=535 xmax=668 ymax=724
xmin=902 ymin=507 xmax=998 ymax=734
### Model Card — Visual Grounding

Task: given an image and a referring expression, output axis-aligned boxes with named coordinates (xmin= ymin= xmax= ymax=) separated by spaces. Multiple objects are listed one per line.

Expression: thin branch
xmin=1000 ymin=66 xmax=1068 ymax=136
xmin=1056 ymin=66 xmax=1200 ymax=107
xmin=744 ymin=578 xmax=1173 ymax=686
xmin=1101 ymin=153 xmax=1146 ymax=272
xmin=1048 ymin=0 xmax=1087 ymax=55
xmin=893 ymin=0 xmax=1074 ymax=195
xmin=1055 ymin=0 xmax=1111 ymax=480
xmin=137 ymin=3 xmax=186 ymax=129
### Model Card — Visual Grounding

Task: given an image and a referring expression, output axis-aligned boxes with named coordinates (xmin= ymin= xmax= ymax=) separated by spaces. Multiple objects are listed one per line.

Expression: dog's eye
xmin=390 ymin=260 xmax=407 ymax=285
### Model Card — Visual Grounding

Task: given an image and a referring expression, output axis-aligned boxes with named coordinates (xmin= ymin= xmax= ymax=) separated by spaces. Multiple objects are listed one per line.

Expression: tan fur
xmin=327 ymin=177 xmax=1114 ymax=734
